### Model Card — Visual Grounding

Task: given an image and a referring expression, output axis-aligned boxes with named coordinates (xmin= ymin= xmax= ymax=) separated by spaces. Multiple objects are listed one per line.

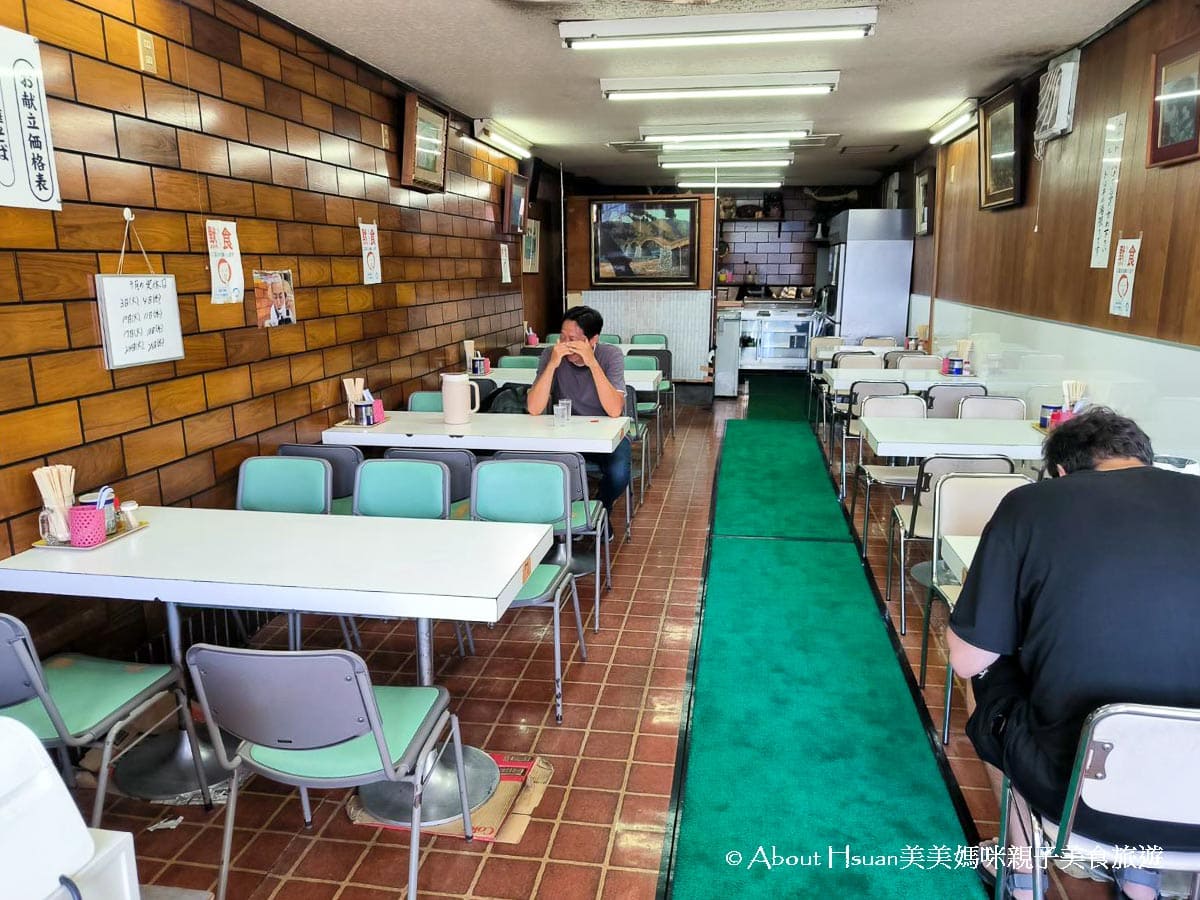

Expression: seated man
xmin=947 ymin=408 xmax=1200 ymax=900
xmin=526 ymin=306 xmax=631 ymax=528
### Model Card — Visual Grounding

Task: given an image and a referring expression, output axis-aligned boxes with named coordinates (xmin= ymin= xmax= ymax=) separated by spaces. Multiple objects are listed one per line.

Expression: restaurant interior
xmin=1 ymin=0 xmax=1199 ymax=898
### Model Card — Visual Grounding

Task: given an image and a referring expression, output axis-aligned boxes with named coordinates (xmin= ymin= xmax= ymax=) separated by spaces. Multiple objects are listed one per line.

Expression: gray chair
xmin=958 ymin=395 xmax=1026 ymax=419
xmin=494 ymin=451 xmax=612 ymax=633
xmin=628 ymin=346 xmax=675 ymax=438
xmin=186 ymin=644 xmax=471 ymax=900
xmin=277 ymin=443 xmax=363 ymax=516
xmin=924 ymin=382 xmax=987 ymax=418
xmin=624 ymin=384 xmax=650 ymax=515
xmin=884 ymin=350 xmax=928 ymax=368
xmin=384 ymin=448 xmax=477 ymax=520
xmin=831 ymin=379 xmax=909 ymax=497
xmin=886 ymin=455 xmax=1014 ymax=635
xmin=0 ymin=613 xmax=212 ymax=828
xmin=473 ymin=378 xmax=498 ymax=402
xmin=848 ymin=394 xmax=927 ymax=557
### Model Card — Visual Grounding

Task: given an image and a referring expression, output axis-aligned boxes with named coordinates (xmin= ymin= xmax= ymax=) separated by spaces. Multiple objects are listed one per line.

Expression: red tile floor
xmin=84 ymin=400 xmax=731 ymax=899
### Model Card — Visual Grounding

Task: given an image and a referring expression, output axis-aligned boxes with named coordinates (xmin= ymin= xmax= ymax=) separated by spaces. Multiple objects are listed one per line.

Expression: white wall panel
xmin=582 ymin=290 xmax=712 ymax=383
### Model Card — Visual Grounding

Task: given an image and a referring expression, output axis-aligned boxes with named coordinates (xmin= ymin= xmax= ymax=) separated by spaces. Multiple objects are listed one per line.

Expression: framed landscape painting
xmin=590 ymin=199 xmax=699 ymax=287
xmin=914 ymin=168 xmax=933 ymax=235
xmin=978 ymin=83 xmax=1023 ymax=209
xmin=502 ymin=172 xmax=529 ymax=235
xmin=400 ymin=93 xmax=449 ymax=192
xmin=1148 ymin=30 xmax=1200 ymax=167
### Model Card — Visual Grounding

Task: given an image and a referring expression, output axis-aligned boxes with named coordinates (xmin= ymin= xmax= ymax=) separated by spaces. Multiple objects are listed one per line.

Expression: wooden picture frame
xmin=1148 ymin=30 xmax=1200 ymax=168
xmin=522 ymin=218 xmax=541 ymax=273
xmin=400 ymin=93 xmax=448 ymax=192
xmin=590 ymin=198 xmax=699 ymax=288
xmin=914 ymin=168 xmax=933 ymax=235
xmin=502 ymin=172 xmax=529 ymax=235
xmin=978 ymin=84 xmax=1023 ymax=209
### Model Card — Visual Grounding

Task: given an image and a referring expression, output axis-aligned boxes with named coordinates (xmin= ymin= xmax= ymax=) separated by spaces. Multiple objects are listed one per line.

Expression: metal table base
xmin=114 ymin=729 xmax=234 ymax=800
xmin=358 ymin=745 xmax=498 ymax=827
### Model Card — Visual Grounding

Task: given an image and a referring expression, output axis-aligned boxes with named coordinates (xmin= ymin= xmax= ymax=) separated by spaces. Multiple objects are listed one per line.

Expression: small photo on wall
xmin=253 ymin=269 xmax=297 ymax=327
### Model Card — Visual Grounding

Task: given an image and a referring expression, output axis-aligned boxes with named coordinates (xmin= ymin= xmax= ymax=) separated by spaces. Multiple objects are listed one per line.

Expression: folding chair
xmin=407 ymin=390 xmax=443 ymax=411
xmin=849 ymin=394 xmax=926 ymax=557
xmin=277 ymin=443 xmax=362 ymax=516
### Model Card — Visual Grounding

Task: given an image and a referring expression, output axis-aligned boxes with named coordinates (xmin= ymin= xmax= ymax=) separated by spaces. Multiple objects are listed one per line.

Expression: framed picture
xmin=522 ymin=218 xmax=541 ymax=273
xmin=914 ymin=168 xmax=933 ymax=235
xmin=978 ymin=84 xmax=1023 ymax=209
xmin=400 ymin=93 xmax=448 ymax=192
xmin=1148 ymin=30 xmax=1200 ymax=168
xmin=590 ymin=198 xmax=699 ymax=287
xmin=502 ymin=172 xmax=529 ymax=235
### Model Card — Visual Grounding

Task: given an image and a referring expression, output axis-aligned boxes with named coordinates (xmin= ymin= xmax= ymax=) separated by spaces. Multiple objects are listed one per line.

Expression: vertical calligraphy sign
xmin=1090 ymin=113 xmax=1126 ymax=268
xmin=0 ymin=26 xmax=61 ymax=211
xmin=360 ymin=222 xmax=381 ymax=285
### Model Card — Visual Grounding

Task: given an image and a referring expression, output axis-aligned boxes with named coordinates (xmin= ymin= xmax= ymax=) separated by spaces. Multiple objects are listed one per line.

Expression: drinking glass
xmin=553 ymin=399 xmax=572 ymax=427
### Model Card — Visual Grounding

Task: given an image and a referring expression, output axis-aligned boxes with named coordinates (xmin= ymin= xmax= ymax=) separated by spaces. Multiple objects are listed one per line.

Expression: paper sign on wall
xmin=1108 ymin=237 xmax=1140 ymax=318
xmin=1090 ymin=113 xmax=1126 ymax=268
xmin=360 ymin=222 xmax=381 ymax=285
xmin=0 ymin=26 xmax=61 ymax=211
xmin=205 ymin=219 xmax=244 ymax=303
xmin=95 ymin=274 xmax=184 ymax=369
xmin=499 ymin=244 xmax=511 ymax=283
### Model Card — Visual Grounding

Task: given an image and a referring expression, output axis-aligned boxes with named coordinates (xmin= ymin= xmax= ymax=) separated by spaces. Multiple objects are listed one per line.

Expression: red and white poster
xmin=1108 ymin=237 xmax=1140 ymax=318
xmin=205 ymin=219 xmax=244 ymax=304
xmin=359 ymin=222 xmax=381 ymax=285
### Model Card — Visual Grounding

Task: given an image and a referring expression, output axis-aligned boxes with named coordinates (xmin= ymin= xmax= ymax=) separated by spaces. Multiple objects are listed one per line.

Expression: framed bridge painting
xmin=590 ymin=198 xmax=699 ymax=287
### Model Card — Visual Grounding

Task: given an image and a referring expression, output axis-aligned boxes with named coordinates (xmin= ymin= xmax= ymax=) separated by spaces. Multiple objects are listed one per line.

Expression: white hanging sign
xmin=95 ymin=274 xmax=184 ymax=369
xmin=499 ymin=243 xmax=511 ymax=283
xmin=1108 ymin=237 xmax=1140 ymax=318
xmin=205 ymin=219 xmax=244 ymax=303
xmin=359 ymin=222 xmax=381 ymax=285
xmin=0 ymin=26 xmax=61 ymax=211
xmin=1090 ymin=113 xmax=1126 ymax=268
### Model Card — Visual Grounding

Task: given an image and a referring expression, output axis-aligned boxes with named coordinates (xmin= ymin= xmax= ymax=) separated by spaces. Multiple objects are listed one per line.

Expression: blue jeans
xmin=587 ymin=437 xmax=632 ymax=515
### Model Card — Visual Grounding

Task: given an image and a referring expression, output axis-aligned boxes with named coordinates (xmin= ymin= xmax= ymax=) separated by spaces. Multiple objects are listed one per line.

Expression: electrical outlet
xmin=137 ymin=29 xmax=157 ymax=74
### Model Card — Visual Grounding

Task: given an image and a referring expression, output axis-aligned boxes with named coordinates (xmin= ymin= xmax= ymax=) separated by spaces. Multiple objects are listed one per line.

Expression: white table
xmin=941 ymin=535 xmax=979 ymax=584
xmin=323 ymin=411 xmax=629 ymax=453
xmin=0 ymin=506 xmax=553 ymax=825
xmin=860 ymin=417 xmax=1046 ymax=459
xmin=533 ymin=342 xmax=663 ymax=354
xmin=819 ymin=368 xmax=986 ymax=393
xmin=480 ymin=367 xmax=662 ymax=392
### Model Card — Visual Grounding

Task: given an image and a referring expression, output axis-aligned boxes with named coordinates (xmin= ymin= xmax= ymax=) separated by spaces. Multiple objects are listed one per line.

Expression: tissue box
xmin=372 ymin=399 xmax=385 ymax=424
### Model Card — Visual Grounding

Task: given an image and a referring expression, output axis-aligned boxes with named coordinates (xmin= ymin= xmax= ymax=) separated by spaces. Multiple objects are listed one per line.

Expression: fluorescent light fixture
xmin=641 ymin=122 xmax=812 ymax=142
xmin=472 ymin=119 xmax=533 ymax=159
xmin=602 ymin=72 xmax=838 ymax=102
xmin=677 ymin=181 xmax=783 ymax=189
xmin=561 ymin=9 xmax=876 ymax=50
xmin=928 ymin=100 xmax=978 ymax=145
xmin=661 ymin=159 xmax=792 ymax=169
xmin=660 ymin=140 xmax=791 ymax=151
xmin=1155 ymin=88 xmax=1200 ymax=102
xmin=989 ymin=151 xmax=1015 ymax=159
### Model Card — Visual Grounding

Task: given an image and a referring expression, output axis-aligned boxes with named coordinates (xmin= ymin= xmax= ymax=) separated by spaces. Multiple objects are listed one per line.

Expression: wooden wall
xmin=930 ymin=0 xmax=1200 ymax=346
xmin=0 ymin=0 xmax=528 ymax=654
xmin=565 ymin=194 xmax=716 ymax=293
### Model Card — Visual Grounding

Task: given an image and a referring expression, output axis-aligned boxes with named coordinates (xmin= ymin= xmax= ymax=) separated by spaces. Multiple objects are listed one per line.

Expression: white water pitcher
xmin=441 ymin=373 xmax=480 ymax=425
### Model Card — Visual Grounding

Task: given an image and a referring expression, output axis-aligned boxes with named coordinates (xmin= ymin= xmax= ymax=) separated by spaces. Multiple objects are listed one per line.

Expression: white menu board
xmin=0 ymin=26 xmax=61 ymax=211
xmin=96 ymin=274 xmax=185 ymax=369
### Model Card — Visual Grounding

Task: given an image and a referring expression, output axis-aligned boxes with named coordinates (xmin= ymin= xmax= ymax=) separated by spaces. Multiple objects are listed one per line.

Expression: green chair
xmin=598 ymin=334 xmax=622 ymax=344
xmin=631 ymin=333 xmax=668 ymax=347
xmin=624 ymin=354 xmax=662 ymax=467
xmin=237 ymin=456 xmax=358 ymax=651
xmin=628 ymin=346 xmax=675 ymax=438
xmin=623 ymin=384 xmax=651 ymax=511
xmin=384 ymin=448 xmax=477 ymax=521
xmin=471 ymin=460 xmax=586 ymax=723
xmin=497 ymin=355 xmax=539 ymax=368
xmin=186 ymin=644 xmax=471 ymax=900
xmin=546 ymin=333 xmax=561 ymax=344
xmin=407 ymin=391 xmax=443 ymax=412
xmin=0 ymin=613 xmax=212 ymax=828
xmin=277 ymin=443 xmax=362 ymax=516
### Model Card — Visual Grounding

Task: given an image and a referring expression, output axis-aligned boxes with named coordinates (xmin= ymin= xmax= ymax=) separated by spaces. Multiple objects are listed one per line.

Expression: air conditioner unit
xmin=1034 ymin=49 xmax=1081 ymax=143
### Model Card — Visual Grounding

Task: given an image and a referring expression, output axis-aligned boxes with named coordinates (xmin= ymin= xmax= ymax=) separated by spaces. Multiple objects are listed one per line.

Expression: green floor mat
xmin=746 ymin=372 xmax=810 ymax=420
xmin=713 ymin=420 xmax=851 ymax=541
xmin=669 ymin=538 xmax=980 ymax=898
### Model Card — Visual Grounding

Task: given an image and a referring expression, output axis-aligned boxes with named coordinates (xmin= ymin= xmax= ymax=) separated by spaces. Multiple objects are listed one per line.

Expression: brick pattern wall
xmin=718 ymin=188 xmax=816 ymax=287
xmin=0 ymin=0 xmax=524 ymax=654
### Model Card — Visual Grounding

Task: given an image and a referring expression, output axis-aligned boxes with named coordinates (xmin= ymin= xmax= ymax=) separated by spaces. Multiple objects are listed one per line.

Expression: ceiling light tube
xmin=677 ymin=181 xmax=783 ymax=189
xmin=659 ymin=140 xmax=791 ymax=151
xmin=928 ymin=100 xmax=978 ymax=145
xmin=602 ymin=73 xmax=838 ymax=102
xmin=472 ymin=119 xmax=533 ymax=159
xmin=661 ymin=159 xmax=793 ymax=169
xmin=649 ymin=130 xmax=811 ymax=143
xmin=561 ymin=9 xmax=876 ymax=50
xmin=609 ymin=85 xmax=832 ymax=101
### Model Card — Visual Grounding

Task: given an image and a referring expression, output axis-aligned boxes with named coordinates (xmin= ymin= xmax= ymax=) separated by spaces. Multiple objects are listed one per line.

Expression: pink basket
xmin=68 ymin=505 xmax=107 ymax=548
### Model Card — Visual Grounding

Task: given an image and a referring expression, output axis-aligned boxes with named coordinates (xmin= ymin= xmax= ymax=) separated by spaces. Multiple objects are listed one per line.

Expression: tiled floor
xmin=85 ymin=400 xmax=728 ymax=899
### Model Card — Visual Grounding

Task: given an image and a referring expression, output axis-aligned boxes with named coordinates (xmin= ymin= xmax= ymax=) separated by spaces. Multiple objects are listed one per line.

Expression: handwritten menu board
xmin=95 ymin=274 xmax=185 ymax=369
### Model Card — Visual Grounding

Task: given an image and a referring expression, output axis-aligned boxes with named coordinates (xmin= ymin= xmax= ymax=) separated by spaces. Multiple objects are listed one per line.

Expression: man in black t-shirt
xmin=948 ymin=408 xmax=1200 ymax=900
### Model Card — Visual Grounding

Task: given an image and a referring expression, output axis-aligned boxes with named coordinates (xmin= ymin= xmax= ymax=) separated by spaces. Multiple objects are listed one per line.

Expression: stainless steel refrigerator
xmin=820 ymin=209 xmax=914 ymax=344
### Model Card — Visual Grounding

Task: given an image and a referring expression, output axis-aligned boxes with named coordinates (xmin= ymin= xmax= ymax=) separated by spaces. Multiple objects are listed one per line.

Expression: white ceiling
xmin=253 ymin=0 xmax=1137 ymax=186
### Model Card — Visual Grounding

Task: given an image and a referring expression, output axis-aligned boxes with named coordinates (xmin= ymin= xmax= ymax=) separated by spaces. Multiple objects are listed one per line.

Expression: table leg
xmin=113 ymin=601 xmax=232 ymax=801
xmin=358 ymin=616 xmax=500 ymax=827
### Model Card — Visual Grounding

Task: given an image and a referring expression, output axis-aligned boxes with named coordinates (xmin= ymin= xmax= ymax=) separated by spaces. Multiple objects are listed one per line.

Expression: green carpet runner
xmin=665 ymin=374 xmax=979 ymax=898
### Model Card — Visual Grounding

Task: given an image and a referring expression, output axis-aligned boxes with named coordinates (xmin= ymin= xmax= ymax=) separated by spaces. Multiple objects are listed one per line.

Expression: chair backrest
xmin=897 ymin=355 xmax=944 ymax=370
xmin=383 ymin=448 xmax=476 ymax=502
xmin=237 ymin=456 xmax=331 ymax=514
xmin=859 ymin=394 xmax=927 ymax=419
xmin=862 ymin=336 xmax=898 ymax=347
xmin=407 ymin=390 xmax=443 ymax=412
xmin=471 ymin=460 xmax=572 ymax=562
xmin=833 ymin=354 xmax=884 ymax=370
xmin=278 ymin=444 xmax=362 ymax=501
xmin=519 ymin=345 xmax=543 ymax=357
xmin=925 ymin=383 xmax=988 ymax=418
xmin=810 ymin=336 xmax=843 ymax=355
xmin=353 ymin=459 xmax=450 ymax=518
xmin=0 ymin=613 xmax=43 ymax=710
xmin=186 ymin=644 xmax=404 ymax=772
xmin=1055 ymin=703 xmax=1200 ymax=849
xmin=910 ymin=455 xmax=1015 ymax=529
xmin=598 ymin=334 xmax=622 ymax=344
xmin=498 ymin=355 xmax=539 ymax=368
xmin=546 ymin=333 xmax=560 ymax=344
xmin=493 ymin=451 xmax=589 ymax=504
xmin=934 ymin=472 xmax=1031 ymax=542
xmin=627 ymin=347 xmax=672 ymax=380
xmin=631 ymin=333 xmax=667 ymax=347
xmin=958 ymin=395 xmax=1027 ymax=420
xmin=623 ymin=354 xmax=656 ymax=371
xmin=473 ymin=378 xmax=497 ymax=401
xmin=849 ymin=380 xmax=908 ymax=414
xmin=623 ymin=384 xmax=642 ymax=425
xmin=884 ymin=350 xmax=927 ymax=368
